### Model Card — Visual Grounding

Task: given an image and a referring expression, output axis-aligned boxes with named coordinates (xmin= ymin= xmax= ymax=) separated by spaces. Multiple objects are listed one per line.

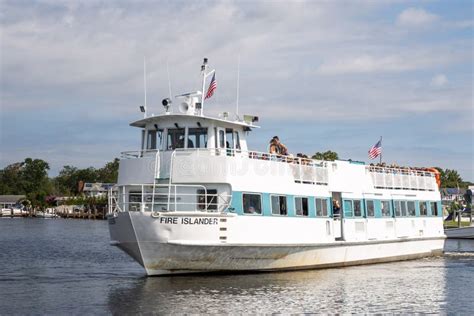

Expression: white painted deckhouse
xmin=108 ymin=58 xmax=445 ymax=276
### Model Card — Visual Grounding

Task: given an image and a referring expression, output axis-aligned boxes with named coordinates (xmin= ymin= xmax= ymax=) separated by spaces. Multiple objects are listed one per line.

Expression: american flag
xmin=368 ymin=138 xmax=382 ymax=160
xmin=205 ymin=73 xmax=216 ymax=100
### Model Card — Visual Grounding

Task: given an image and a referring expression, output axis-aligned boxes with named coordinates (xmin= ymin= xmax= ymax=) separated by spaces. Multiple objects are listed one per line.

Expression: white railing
xmin=367 ymin=166 xmax=437 ymax=191
xmin=108 ymin=184 xmax=232 ymax=214
xmin=121 ymin=149 xmax=159 ymax=159
xmin=174 ymin=148 xmax=329 ymax=185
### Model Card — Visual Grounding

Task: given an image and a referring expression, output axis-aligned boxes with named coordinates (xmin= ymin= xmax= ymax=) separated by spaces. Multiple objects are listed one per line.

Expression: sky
xmin=0 ymin=0 xmax=473 ymax=181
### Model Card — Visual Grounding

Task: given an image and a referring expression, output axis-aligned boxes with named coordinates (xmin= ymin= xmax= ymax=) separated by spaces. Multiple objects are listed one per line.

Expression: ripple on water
xmin=1 ymin=219 xmax=473 ymax=314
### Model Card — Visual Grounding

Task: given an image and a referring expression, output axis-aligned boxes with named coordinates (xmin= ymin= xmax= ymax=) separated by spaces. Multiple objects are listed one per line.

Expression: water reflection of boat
xmin=107 ymin=260 xmax=451 ymax=314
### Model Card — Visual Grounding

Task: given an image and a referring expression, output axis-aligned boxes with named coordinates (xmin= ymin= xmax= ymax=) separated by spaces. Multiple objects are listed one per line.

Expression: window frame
xmin=419 ymin=201 xmax=428 ymax=216
xmin=294 ymin=196 xmax=309 ymax=217
xmin=353 ymin=199 xmax=363 ymax=217
xmin=381 ymin=200 xmax=391 ymax=217
xmin=315 ymin=197 xmax=329 ymax=217
xmin=187 ymin=127 xmax=208 ymax=149
xmin=197 ymin=189 xmax=218 ymax=211
xmin=430 ymin=201 xmax=439 ymax=217
xmin=242 ymin=193 xmax=263 ymax=215
xmin=166 ymin=128 xmax=186 ymax=150
xmin=343 ymin=199 xmax=363 ymax=218
xmin=366 ymin=200 xmax=375 ymax=217
xmin=407 ymin=201 xmax=416 ymax=217
xmin=271 ymin=194 xmax=287 ymax=216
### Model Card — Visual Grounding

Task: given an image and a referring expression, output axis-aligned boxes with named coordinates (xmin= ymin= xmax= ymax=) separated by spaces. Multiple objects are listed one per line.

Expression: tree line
xmin=0 ymin=158 xmax=119 ymax=209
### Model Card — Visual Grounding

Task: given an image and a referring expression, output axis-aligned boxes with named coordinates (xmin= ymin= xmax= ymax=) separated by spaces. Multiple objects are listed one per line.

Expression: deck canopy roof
xmin=130 ymin=114 xmax=260 ymax=129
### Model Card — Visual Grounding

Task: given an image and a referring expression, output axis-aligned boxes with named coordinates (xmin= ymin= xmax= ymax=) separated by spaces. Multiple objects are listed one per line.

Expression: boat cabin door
xmin=332 ymin=192 xmax=344 ymax=240
xmin=216 ymin=127 xmax=226 ymax=155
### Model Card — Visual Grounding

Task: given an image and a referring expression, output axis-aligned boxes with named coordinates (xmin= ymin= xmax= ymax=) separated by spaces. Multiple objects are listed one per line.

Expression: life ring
xmin=426 ymin=167 xmax=441 ymax=188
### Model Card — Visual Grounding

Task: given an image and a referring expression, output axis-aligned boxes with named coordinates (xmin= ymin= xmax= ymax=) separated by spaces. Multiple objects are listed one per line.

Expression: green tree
xmin=97 ymin=158 xmax=119 ymax=183
xmin=54 ymin=165 xmax=98 ymax=195
xmin=434 ymin=167 xmax=465 ymax=188
xmin=311 ymin=150 xmax=339 ymax=161
xmin=0 ymin=162 xmax=23 ymax=194
xmin=20 ymin=158 xmax=51 ymax=194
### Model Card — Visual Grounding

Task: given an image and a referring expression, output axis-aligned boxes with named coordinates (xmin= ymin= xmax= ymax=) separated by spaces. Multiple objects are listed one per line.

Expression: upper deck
xmin=116 ymin=57 xmax=440 ymax=205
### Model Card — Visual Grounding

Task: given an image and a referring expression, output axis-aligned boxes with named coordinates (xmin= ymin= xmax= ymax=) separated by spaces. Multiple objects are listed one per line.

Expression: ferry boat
xmin=107 ymin=58 xmax=445 ymax=276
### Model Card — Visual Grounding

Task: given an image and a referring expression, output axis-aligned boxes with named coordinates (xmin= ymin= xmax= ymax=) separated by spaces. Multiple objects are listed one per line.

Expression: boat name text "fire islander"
xmin=159 ymin=217 xmax=219 ymax=225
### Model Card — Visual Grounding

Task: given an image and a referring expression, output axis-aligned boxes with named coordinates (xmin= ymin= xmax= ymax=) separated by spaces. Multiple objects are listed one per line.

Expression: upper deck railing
xmin=121 ymin=149 xmax=159 ymax=159
xmin=173 ymin=148 xmax=329 ymax=185
xmin=367 ymin=165 xmax=438 ymax=191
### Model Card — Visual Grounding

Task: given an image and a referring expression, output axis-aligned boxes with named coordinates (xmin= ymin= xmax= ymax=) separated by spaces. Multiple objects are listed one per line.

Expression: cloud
xmin=0 ymin=1 xmax=472 ymax=180
xmin=431 ymin=74 xmax=448 ymax=87
xmin=396 ymin=7 xmax=439 ymax=27
xmin=316 ymin=52 xmax=462 ymax=75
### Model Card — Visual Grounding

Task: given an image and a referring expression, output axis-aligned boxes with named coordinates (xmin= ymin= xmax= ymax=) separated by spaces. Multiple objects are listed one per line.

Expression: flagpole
xmin=379 ymin=136 xmax=383 ymax=164
xmin=201 ymin=60 xmax=207 ymax=115
xmin=143 ymin=56 xmax=147 ymax=119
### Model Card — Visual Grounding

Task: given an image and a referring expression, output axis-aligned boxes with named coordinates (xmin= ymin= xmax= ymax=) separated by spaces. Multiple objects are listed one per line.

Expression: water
xmin=0 ymin=219 xmax=473 ymax=314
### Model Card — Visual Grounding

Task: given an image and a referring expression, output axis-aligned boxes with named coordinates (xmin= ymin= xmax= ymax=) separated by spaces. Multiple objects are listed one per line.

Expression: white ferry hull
xmin=109 ymin=212 xmax=445 ymax=276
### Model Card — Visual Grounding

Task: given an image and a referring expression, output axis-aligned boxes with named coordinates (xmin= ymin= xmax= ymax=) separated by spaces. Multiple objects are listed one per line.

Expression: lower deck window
xmin=366 ymin=200 xmax=375 ymax=217
xmin=197 ymin=189 xmax=217 ymax=210
xmin=407 ymin=201 xmax=416 ymax=216
xmin=381 ymin=200 xmax=391 ymax=217
xmin=316 ymin=198 xmax=328 ymax=217
xmin=394 ymin=200 xmax=407 ymax=217
xmin=430 ymin=201 xmax=439 ymax=216
xmin=353 ymin=200 xmax=362 ymax=217
xmin=243 ymin=193 xmax=262 ymax=214
xmin=271 ymin=195 xmax=287 ymax=215
xmin=419 ymin=201 xmax=428 ymax=216
xmin=295 ymin=197 xmax=309 ymax=216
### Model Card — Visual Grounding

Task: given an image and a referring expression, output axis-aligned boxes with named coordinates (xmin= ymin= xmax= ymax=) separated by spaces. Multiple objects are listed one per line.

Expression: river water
xmin=0 ymin=218 xmax=473 ymax=314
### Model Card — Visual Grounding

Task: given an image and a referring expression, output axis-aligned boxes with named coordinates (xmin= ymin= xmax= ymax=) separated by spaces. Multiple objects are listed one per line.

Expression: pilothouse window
xmin=167 ymin=129 xmax=186 ymax=150
xmin=188 ymin=128 xmax=208 ymax=149
xmin=146 ymin=130 xmax=163 ymax=150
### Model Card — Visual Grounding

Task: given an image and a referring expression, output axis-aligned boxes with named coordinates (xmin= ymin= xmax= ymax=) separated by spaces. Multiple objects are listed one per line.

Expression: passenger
xmin=333 ymin=200 xmax=341 ymax=217
xmin=176 ymin=136 xmax=193 ymax=149
xmin=269 ymin=136 xmax=289 ymax=156
xmin=269 ymin=136 xmax=280 ymax=155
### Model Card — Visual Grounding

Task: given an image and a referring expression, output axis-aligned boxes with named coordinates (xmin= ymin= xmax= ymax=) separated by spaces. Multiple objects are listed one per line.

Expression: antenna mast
xmin=236 ymin=55 xmax=241 ymax=117
xmin=143 ymin=56 xmax=147 ymax=118
xmin=166 ymin=60 xmax=172 ymax=100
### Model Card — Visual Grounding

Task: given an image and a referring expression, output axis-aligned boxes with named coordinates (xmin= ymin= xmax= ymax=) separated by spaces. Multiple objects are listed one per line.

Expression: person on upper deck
xmin=269 ymin=136 xmax=288 ymax=156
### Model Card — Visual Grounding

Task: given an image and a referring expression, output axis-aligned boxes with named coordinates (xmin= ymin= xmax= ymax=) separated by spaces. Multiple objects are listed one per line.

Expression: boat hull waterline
xmin=109 ymin=212 xmax=444 ymax=276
